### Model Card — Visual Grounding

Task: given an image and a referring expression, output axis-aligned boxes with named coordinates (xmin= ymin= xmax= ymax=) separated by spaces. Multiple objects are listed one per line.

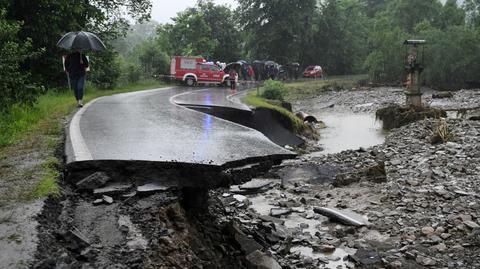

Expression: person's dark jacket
xmin=65 ymin=52 xmax=89 ymax=76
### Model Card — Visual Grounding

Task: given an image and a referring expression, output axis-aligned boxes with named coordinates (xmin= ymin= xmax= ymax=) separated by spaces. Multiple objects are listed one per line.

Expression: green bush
xmin=261 ymin=79 xmax=287 ymax=101
xmin=126 ymin=64 xmax=142 ymax=83
xmin=0 ymin=9 xmax=42 ymax=111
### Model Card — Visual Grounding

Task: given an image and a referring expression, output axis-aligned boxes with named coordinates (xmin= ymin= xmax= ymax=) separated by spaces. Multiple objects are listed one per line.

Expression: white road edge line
xmin=69 ymin=87 xmax=176 ymax=162
xmin=69 ymin=98 xmax=100 ymax=161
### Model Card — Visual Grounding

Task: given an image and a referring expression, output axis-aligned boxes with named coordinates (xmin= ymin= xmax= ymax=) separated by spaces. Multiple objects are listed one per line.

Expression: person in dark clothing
xmin=65 ymin=51 xmax=89 ymax=107
xmin=229 ymin=68 xmax=237 ymax=91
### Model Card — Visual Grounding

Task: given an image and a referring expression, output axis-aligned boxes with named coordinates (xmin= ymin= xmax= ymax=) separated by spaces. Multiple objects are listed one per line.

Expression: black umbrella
xmin=57 ymin=31 xmax=106 ymax=52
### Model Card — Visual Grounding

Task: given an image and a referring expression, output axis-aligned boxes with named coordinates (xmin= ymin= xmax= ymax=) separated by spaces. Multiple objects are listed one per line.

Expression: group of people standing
xmin=227 ymin=64 xmax=255 ymax=91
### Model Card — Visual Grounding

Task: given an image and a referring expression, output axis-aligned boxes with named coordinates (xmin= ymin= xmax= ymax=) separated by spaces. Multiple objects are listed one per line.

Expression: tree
xmin=160 ymin=8 xmax=217 ymax=58
xmin=238 ymin=0 xmax=317 ymax=63
xmin=386 ymin=0 xmax=443 ymax=32
xmin=0 ymin=9 xmax=42 ymax=110
xmin=197 ymin=0 xmax=241 ymax=62
xmin=1 ymin=0 xmax=152 ymax=89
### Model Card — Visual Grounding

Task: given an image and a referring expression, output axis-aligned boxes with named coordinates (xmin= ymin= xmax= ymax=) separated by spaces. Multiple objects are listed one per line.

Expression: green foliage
xmin=126 ymin=64 xmax=142 ymax=83
xmin=0 ymin=9 xmax=42 ymax=110
xmin=30 ymin=157 xmax=62 ymax=199
xmin=261 ymin=79 xmax=288 ymax=101
xmin=88 ymin=50 xmax=121 ymax=89
xmin=156 ymin=0 xmax=241 ymax=62
xmin=136 ymin=38 xmax=170 ymax=76
xmin=239 ymin=0 xmax=317 ymax=64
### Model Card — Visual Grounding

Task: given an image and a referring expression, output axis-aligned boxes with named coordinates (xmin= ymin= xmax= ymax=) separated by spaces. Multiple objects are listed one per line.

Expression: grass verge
xmin=242 ymin=91 xmax=306 ymax=133
xmin=30 ymin=157 xmax=62 ymax=199
xmin=285 ymin=75 xmax=368 ymax=101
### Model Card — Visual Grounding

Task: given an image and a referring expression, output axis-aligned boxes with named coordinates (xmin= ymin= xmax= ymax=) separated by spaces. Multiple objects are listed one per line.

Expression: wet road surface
xmin=66 ymin=86 xmax=293 ymax=166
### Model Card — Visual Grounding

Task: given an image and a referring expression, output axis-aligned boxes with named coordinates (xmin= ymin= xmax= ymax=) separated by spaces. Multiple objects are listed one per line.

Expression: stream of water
xmin=309 ymin=113 xmax=386 ymax=156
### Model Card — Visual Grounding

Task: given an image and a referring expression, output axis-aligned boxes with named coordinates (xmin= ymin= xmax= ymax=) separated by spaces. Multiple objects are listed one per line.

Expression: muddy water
xmin=311 ymin=113 xmax=386 ymax=156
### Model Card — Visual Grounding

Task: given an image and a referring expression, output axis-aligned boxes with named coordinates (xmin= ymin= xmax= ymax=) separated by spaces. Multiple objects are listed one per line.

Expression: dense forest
xmin=2 ymin=0 xmax=480 ymax=110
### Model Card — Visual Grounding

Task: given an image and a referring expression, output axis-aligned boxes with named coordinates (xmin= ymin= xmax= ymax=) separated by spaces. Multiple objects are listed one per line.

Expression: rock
xmin=270 ymin=208 xmax=292 ymax=217
xmin=136 ymin=183 xmax=170 ymax=193
xmin=459 ymin=214 xmax=472 ymax=222
xmin=65 ymin=227 xmax=90 ymax=250
xmin=421 ymin=226 xmax=435 ymax=236
xmin=313 ymin=207 xmax=371 ymax=226
xmin=431 ymin=243 xmax=447 ymax=252
xmin=406 ymin=179 xmax=420 ymax=186
xmin=440 ymin=233 xmax=451 ymax=239
xmin=228 ymin=224 xmax=262 ymax=255
xmin=93 ymin=199 xmax=103 ymax=205
xmin=239 ymin=179 xmax=274 ymax=193
xmin=463 ymin=220 xmax=480 ymax=229
xmin=389 ymin=260 xmax=402 ymax=269
xmin=416 ymin=256 xmax=436 ymax=266
xmin=233 ymin=194 xmax=248 ymax=203
xmin=102 ymin=195 xmax=113 ymax=204
xmin=245 ymin=250 xmax=282 ymax=269
xmin=259 ymin=215 xmax=285 ymax=225
xmin=349 ymin=249 xmax=383 ymax=267
xmin=312 ymin=244 xmax=336 ymax=253
xmin=432 ymin=92 xmax=453 ymax=99
xmin=76 ymin=172 xmax=110 ymax=190
xmin=93 ymin=183 xmax=132 ymax=196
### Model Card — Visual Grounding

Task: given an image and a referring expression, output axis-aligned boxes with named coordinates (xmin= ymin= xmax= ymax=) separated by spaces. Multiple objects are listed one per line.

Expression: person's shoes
xmin=77 ymin=100 xmax=84 ymax=107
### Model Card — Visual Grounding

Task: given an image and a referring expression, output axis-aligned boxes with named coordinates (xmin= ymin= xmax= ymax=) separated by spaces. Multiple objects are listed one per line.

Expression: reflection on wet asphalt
xmin=75 ymin=87 xmax=291 ymax=165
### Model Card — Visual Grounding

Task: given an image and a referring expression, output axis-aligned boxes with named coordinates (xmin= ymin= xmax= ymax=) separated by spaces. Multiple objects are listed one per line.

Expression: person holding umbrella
xmin=57 ymin=31 xmax=106 ymax=107
xmin=65 ymin=51 xmax=89 ymax=107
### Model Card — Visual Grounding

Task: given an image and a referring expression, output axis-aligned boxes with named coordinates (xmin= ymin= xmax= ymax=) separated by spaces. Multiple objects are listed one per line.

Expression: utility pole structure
xmin=404 ymin=40 xmax=426 ymax=107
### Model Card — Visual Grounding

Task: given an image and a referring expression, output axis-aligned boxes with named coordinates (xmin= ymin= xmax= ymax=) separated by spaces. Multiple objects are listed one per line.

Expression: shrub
xmin=0 ymin=9 xmax=42 ymax=111
xmin=261 ymin=79 xmax=287 ymax=101
xmin=126 ymin=64 xmax=142 ymax=83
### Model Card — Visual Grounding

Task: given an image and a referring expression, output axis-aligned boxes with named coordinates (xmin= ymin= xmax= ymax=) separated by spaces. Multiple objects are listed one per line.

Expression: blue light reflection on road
xmin=193 ymin=113 xmax=213 ymax=161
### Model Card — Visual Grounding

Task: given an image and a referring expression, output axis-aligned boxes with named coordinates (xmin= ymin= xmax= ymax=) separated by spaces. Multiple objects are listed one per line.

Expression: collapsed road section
xmin=32 ymin=86 xmax=297 ymax=268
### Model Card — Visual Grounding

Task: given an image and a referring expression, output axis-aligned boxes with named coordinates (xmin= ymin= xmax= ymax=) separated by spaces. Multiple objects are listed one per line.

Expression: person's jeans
xmin=69 ymin=74 xmax=86 ymax=101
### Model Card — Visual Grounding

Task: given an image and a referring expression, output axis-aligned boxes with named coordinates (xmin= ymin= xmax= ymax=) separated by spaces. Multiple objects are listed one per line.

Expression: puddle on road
xmin=310 ymin=113 xmax=386 ymax=156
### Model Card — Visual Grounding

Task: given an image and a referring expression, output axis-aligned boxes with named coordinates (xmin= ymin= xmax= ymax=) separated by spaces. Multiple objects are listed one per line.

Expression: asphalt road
xmin=66 ymin=86 xmax=293 ymax=166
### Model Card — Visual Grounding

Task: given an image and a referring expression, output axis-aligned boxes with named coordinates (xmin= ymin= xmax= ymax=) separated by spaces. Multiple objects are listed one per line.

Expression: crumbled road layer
xmin=33 ymin=187 xmax=248 ymax=269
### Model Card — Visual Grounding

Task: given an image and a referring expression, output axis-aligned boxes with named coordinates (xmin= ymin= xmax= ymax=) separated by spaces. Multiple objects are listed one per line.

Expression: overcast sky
xmin=151 ymin=0 xmax=238 ymax=24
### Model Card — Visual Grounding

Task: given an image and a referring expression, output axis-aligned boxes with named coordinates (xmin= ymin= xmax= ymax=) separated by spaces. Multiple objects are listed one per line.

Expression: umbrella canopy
xmin=57 ymin=31 xmax=106 ymax=52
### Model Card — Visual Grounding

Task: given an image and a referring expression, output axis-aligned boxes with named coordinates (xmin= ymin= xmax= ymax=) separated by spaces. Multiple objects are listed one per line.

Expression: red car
xmin=170 ymin=56 xmax=228 ymax=86
xmin=303 ymin=65 xmax=323 ymax=78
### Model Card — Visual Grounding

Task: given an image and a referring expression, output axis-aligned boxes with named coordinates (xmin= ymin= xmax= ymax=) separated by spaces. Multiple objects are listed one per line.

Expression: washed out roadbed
xmin=3 ymin=85 xmax=480 ymax=269
xmin=206 ymin=87 xmax=480 ymax=268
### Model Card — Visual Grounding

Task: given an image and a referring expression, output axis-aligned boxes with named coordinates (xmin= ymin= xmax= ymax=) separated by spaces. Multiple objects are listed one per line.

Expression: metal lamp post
xmin=404 ymin=39 xmax=426 ymax=107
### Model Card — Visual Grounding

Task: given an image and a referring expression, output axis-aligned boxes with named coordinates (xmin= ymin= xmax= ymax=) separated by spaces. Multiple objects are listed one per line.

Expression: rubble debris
xmin=270 ymin=208 xmax=292 ymax=217
xmin=432 ymin=92 xmax=454 ymax=99
xmin=245 ymin=250 xmax=282 ymax=269
xmin=240 ymin=179 xmax=274 ymax=192
xmin=136 ymin=182 xmax=170 ymax=193
xmin=93 ymin=183 xmax=132 ymax=196
xmin=76 ymin=172 xmax=110 ymax=190
xmin=228 ymin=223 xmax=263 ymax=254
xmin=313 ymin=207 xmax=370 ymax=226
xmin=376 ymin=104 xmax=446 ymax=130
xmin=102 ymin=195 xmax=113 ymax=204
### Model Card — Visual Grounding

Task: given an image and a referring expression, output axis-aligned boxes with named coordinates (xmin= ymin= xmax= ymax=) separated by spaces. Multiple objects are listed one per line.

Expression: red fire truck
xmin=170 ymin=56 xmax=229 ymax=86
